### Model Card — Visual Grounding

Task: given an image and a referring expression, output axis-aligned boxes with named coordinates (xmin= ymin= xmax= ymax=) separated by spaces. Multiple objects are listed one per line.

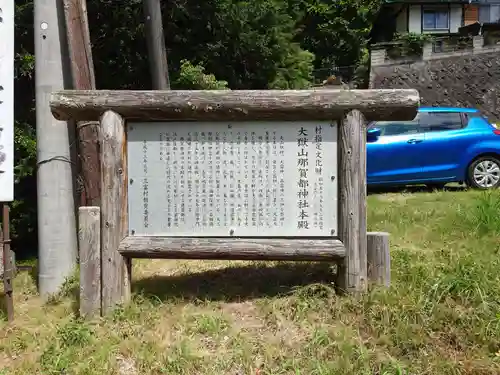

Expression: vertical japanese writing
xmin=235 ymin=130 xmax=243 ymax=227
xmin=251 ymin=131 xmax=257 ymax=227
xmin=315 ymin=125 xmax=323 ymax=175
xmin=264 ymin=131 xmax=271 ymax=227
xmin=164 ymin=132 xmax=172 ymax=228
xmin=243 ymin=131 xmax=249 ymax=227
xmin=186 ymin=131 xmax=193 ymax=222
xmin=297 ymin=127 xmax=310 ymax=230
xmin=272 ymin=131 xmax=278 ymax=227
xmin=207 ymin=132 xmax=215 ymax=228
xmin=172 ymin=132 xmax=179 ymax=228
xmin=200 ymin=132 xmax=208 ymax=227
xmin=279 ymin=134 xmax=285 ymax=226
xmin=315 ymin=125 xmax=324 ymax=230
xmin=159 ymin=132 xmax=165 ymax=162
xmin=215 ymin=131 xmax=222 ymax=227
xmin=142 ymin=140 xmax=149 ymax=228
xmin=222 ymin=131 xmax=229 ymax=227
xmin=257 ymin=134 xmax=264 ymax=227
xmin=194 ymin=131 xmax=201 ymax=227
xmin=228 ymin=130 xmax=236 ymax=226
xmin=179 ymin=135 xmax=186 ymax=224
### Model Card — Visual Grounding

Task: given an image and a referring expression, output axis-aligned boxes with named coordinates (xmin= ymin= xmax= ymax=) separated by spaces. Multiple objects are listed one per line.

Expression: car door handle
xmin=407 ymin=138 xmax=423 ymax=144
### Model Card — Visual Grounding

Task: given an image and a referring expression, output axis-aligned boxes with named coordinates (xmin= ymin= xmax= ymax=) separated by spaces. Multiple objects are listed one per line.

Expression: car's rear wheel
xmin=467 ymin=156 xmax=500 ymax=189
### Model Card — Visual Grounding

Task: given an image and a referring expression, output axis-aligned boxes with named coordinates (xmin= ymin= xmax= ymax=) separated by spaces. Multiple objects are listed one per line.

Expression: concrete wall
xmin=408 ymin=5 xmax=421 ymax=33
xmin=370 ymin=35 xmax=500 ymax=121
xmin=396 ymin=6 xmax=408 ymax=32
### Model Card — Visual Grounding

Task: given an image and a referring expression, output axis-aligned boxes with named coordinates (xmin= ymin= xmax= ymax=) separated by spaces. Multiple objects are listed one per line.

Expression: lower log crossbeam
xmin=118 ymin=236 xmax=346 ymax=261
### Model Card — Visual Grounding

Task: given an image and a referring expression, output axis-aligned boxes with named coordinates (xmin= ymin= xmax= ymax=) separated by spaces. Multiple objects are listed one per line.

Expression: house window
xmin=423 ymin=8 xmax=450 ymax=30
xmin=479 ymin=5 xmax=491 ymax=23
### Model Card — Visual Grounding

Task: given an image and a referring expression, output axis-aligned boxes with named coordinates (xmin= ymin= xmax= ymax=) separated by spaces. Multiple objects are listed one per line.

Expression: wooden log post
xmin=1 ymin=212 xmax=16 ymax=280
xmin=78 ymin=206 xmax=101 ymax=318
xmin=100 ymin=110 xmax=131 ymax=315
xmin=367 ymin=232 xmax=391 ymax=287
xmin=337 ymin=110 xmax=368 ymax=294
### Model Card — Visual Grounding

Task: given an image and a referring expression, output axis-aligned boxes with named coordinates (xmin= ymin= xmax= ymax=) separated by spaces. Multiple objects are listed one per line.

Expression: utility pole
xmin=143 ymin=0 xmax=170 ymax=89
xmin=35 ymin=0 xmax=78 ymax=299
xmin=63 ymin=0 xmax=100 ymax=206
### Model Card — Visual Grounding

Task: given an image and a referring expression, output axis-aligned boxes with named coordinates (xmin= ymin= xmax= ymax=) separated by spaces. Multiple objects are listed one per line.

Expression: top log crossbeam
xmin=50 ymin=89 xmax=420 ymax=122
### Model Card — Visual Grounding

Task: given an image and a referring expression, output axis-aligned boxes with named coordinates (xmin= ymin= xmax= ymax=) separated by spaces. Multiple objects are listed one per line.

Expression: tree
xmin=290 ymin=0 xmax=383 ymax=83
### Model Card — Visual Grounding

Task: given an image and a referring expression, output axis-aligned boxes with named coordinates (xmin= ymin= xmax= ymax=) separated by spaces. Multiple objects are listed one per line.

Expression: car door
xmin=367 ymin=118 xmax=426 ymax=185
xmin=418 ymin=111 xmax=471 ymax=181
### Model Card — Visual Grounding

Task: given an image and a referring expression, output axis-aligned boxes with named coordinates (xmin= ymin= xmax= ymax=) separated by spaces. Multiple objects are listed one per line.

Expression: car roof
xmin=418 ymin=107 xmax=479 ymax=113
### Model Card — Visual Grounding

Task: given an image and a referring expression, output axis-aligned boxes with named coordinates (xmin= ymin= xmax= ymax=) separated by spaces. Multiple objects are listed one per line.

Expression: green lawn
xmin=1 ymin=188 xmax=500 ymax=374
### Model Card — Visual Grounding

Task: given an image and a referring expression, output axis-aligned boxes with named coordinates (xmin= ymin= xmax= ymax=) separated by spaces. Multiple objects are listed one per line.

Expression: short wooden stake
xmin=100 ymin=110 xmax=131 ymax=315
xmin=367 ymin=232 xmax=390 ymax=287
xmin=78 ymin=206 xmax=101 ymax=318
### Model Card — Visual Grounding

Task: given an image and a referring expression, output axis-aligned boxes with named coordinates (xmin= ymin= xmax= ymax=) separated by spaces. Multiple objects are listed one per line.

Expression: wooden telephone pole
xmin=63 ymin=0 xmax=101 ymax=206
xmin=143 ymin=0 xmax=170 ymax=89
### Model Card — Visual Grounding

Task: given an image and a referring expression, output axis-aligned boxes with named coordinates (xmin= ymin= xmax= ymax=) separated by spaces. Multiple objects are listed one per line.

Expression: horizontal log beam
xmin=118 ymin=236 xmax=346 ymax=261
xmin=50 ymin=89 xmax=420 ymax=122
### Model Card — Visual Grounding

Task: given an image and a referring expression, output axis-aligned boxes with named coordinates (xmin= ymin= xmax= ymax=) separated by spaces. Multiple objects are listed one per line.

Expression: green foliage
xmin=40 ymin=319 xmax=95 ymax=374
xmin=174 ymin=60 xmax=228 ymax=90
xmin=269 ymin=46 xmax=315 ymax=89
xmin=387 ymin=32 xmax=433 ymax=59
xmin=455 ymin=191 xmax=500 ymax=236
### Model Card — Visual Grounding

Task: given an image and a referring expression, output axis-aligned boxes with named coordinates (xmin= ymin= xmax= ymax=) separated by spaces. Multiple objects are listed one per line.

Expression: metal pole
xmin=2 ymin=204 xmax=13 ymax=321
xmin=143 ymin=0 xmax=170 ymax=89
xmin=35 ymin=0 xmax=78 ymax=299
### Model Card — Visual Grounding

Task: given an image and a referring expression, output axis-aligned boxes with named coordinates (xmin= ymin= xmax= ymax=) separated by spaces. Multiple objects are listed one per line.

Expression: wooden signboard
xmin=50 ymin=88 xmax=420 ymax=316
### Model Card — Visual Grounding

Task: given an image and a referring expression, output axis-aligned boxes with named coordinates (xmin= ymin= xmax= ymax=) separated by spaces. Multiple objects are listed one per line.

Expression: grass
xmin=1 ymin=187 xmax=500 ymax=374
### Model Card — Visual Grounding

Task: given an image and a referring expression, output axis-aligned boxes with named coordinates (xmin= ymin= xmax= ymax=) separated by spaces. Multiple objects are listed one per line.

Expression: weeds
xmin=1 ymin=189 xmax=500 ymax=374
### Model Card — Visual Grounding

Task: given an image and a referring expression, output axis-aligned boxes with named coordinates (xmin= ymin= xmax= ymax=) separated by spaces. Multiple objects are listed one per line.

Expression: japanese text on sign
xmin=127 ymin=121 xmax=338 ymax=237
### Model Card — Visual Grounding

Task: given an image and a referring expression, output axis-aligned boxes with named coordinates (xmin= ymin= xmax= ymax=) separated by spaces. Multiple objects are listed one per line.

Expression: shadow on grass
xmin=0 ymin=291 xmax=8 ymax=320
xmin=132 ymin=262 xmax=337 ymax=303
xmin=368 ymin=184 xmax=467 ymax=195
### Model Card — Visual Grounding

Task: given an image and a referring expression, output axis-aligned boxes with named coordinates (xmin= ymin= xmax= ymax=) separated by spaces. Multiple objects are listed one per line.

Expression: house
xmin=372 ymin=0 xmax=500 ymax=40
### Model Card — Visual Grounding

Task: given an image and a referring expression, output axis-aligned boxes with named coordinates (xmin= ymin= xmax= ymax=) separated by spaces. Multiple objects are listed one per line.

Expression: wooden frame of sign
xmin=50 ymin=89 xmax=419 ymax=316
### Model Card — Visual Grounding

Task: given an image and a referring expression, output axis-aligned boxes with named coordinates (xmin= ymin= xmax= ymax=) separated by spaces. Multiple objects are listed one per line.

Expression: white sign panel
xmin=0 ymin=1 xmax=14 ymax=202
xmin=127 ymin=121 xmax=338 ymax=237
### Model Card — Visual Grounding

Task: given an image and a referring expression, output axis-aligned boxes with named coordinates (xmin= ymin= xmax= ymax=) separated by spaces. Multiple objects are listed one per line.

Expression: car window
xmin=372 ymin=119 xmax=420 ymax=136
xmin=419 ymin=112 xmax=463 ymax=132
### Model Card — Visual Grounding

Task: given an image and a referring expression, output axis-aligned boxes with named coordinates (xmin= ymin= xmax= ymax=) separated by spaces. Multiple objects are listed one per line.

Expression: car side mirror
xmin=367 ymin=127 xmax=381 ymax=139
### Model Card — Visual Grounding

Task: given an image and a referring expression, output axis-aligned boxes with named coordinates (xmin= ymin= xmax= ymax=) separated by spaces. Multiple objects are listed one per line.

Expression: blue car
xmin=367 ymin=107 xmax=500 ymax=189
